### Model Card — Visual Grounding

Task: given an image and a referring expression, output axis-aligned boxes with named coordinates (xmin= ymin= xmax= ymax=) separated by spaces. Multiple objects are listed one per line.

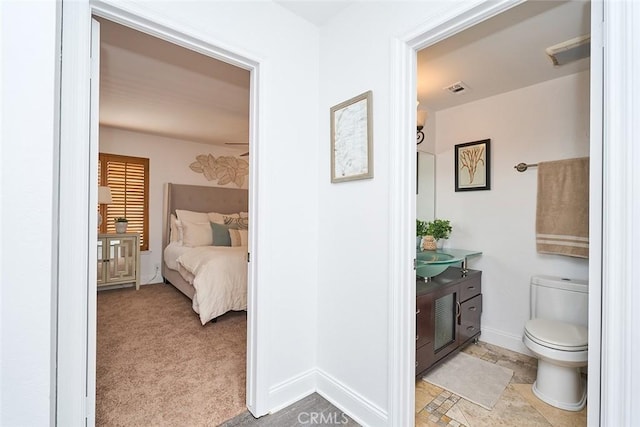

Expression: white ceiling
xmin=418 ymin=0 xmax=590 ymax=112
xmin=98 ymin=1 xmax=590 ymax=148
xmin=98 ymin=18 xmax=250 ymax=147
xmin=275 ymin=1 xmax=355 ymax=26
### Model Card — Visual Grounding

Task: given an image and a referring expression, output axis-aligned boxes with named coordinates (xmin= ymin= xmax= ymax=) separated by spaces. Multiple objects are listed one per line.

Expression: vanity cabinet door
xmin=459 ymin=294 xmax=482 ymax=344
xmin=416 ymin=294 xmax=433 ymax=349
xmin=415 ymin=294 xmax=434 ymax=376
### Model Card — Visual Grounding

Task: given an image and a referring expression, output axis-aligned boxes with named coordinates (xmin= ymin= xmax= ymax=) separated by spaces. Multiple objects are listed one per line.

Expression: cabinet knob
xmin=467 ymin=326 xmax=475 ymax=332
xmin=415 ymin=361 xmax=419 ymax=368
xmin=416 ymin=335 xmax=419 ymax=341
xmin=468 ymin=306 xmax=477 ymax=311
xmin=468 ymin=286 xmax=475 ymax=290
xmin=416 ymin=308 xmax=421 ymax=315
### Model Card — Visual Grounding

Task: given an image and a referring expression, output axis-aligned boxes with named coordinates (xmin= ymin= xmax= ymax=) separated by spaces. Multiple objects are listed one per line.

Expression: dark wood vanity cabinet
xmin=415 ymin=267 xmax=482 ymax=377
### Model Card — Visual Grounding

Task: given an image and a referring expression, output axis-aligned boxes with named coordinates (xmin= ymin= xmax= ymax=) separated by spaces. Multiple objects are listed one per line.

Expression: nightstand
xmin=97 ymin=233 xmax=140 ymax=290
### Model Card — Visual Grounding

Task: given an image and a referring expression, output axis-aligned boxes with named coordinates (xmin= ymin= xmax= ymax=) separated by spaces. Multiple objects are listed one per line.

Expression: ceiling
xmin=97 ymin=1 xmax=590 ymax=148
xmin=275 ymin=1 xmax=355 ymax=26
xmin=418 ymin=0 xmax=590 ymax=112
xmin=98 ymin=18 xmax=250 ymax=147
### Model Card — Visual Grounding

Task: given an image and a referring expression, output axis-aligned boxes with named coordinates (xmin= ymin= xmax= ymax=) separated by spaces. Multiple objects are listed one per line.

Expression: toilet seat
xmin=524 ymin=318 xmax=588 ymax=351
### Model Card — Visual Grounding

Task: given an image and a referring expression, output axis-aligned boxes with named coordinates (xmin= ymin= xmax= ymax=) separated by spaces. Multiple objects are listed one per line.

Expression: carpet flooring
xmin=96 ymin=283 xmax=247 ymax=426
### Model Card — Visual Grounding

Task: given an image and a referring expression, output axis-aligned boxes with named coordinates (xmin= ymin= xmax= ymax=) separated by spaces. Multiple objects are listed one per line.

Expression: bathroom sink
xmin=416 ymin=251 xmax=463 ymax=279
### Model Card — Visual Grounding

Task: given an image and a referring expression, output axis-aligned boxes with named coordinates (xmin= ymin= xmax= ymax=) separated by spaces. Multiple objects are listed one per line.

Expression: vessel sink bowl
xmin=416 ymin=251 xmax=462 ymax=279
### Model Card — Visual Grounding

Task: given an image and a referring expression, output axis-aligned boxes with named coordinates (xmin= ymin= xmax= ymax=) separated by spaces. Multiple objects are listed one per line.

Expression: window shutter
xmin=98 ymin=154 xmax=149 ymax=250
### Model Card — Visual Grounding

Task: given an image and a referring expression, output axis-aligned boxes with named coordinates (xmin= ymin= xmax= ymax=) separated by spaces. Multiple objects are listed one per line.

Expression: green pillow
xmin=210 ymin=222 xmax=231 ymax=246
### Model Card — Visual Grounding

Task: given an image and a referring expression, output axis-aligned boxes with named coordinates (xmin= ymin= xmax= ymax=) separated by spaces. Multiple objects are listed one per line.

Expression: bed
xmin=162 ymin=183 xmax=249 ymax=324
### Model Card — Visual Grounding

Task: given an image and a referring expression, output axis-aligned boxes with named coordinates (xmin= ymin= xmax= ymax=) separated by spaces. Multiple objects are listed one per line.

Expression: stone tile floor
xmin=416 ymin=342 xmax=587 ymax=427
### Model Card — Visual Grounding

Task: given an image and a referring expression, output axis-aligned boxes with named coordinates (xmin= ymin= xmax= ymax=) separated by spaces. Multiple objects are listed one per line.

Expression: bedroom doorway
xmin=57 ymin=3 xmax=265 ymax=424
xmin=93 ymin=16 xmax=254 ymax=425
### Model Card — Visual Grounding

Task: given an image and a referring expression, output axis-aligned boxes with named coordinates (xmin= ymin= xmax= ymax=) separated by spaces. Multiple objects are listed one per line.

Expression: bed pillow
xmin=210 ymin=222 xmax=232 ymax=246
xmin=224 ymin=216 xmax=248 ymax=230
xmin=238 ymin=229 xmax=249 ymax=246
xmin=181 ymin=219 xmax=213 ymax=247
xmin=208 ymin=211 xmax=240 ymax=224
xmin=176 ymin=209 xmax=208 ymax=223
xmin=169 ymin=214 xmax=183 ymax=244
xmin=229 ymin=228 xmax=249 ymax=247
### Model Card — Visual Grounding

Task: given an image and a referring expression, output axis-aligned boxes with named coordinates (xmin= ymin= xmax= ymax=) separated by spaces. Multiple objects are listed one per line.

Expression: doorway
xmin=93 ymin=16 xmax=251 ymax=424
xmin=388 ymin=1 xmax=602 ymax=425
xmin=56 ymin=2 xmax=264 ymax=424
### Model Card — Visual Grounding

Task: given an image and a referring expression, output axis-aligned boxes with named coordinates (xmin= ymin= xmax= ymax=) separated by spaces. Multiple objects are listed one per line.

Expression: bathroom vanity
xmin=415 ymin=266 xmax=482 ymax=377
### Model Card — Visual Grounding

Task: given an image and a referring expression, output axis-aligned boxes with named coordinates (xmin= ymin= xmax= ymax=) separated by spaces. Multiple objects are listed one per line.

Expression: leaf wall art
xmin=189 ymin=154 xmax=249 ymax=188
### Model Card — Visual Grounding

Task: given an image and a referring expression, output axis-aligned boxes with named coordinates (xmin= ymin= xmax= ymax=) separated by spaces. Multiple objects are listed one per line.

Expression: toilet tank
xmin=530 ymin=275 xmax=589 ymax=328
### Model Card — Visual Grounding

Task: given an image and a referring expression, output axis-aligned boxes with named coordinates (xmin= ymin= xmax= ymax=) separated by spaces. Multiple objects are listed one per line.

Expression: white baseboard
xmin=267 ymin=368 xmax=316 ymax=414
xmin=479 ymin=326 xmax=533 ymax=356
xmin=316 ymin=368 xmax=387 ymax=427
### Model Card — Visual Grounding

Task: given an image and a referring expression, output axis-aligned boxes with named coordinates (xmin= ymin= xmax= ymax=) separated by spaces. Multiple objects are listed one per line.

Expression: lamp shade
xmin=98 ymin=186 xmax=113 ymax=204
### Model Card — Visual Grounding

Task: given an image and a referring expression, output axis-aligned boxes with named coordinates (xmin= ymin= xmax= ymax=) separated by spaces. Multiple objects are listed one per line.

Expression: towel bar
xmin=514 ymin=162 xmax=538 ymax=172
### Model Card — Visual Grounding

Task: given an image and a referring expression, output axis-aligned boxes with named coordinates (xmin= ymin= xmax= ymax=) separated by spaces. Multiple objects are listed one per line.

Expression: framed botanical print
xmin=455 ymin=139 xmax=490 ymax=191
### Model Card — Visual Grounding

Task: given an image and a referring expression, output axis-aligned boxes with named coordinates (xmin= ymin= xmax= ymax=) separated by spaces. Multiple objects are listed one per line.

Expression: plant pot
xmin=422 ymin=235 xmax=437 ymax=251
xmin=115 ymin=222 xmax=128 ymax=234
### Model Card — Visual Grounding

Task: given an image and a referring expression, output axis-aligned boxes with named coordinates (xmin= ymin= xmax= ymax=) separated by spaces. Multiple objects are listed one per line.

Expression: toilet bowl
xmin=523 ymin=276 xmax=588 ymax=411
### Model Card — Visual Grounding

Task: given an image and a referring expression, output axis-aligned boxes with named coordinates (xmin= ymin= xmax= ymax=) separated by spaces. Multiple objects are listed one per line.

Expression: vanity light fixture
xmin=417 ymin=109 xmax=428 ymax=145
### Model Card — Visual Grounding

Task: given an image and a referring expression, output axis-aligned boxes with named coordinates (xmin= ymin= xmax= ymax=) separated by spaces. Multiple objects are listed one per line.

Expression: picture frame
xmin=455 ymin=139 xmax=491 ymax=191
xmin=330 ymin=90 xmax=373 ymax=183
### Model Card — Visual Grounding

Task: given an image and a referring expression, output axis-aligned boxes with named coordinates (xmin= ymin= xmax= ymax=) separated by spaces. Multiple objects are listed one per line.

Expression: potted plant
xmin=115 ymin=217 xmax=128 ymax=234
xmin=426 ymin=219 xmax=452 ymax=248
xmin=416 ymin=219 xmax=429 ymax=249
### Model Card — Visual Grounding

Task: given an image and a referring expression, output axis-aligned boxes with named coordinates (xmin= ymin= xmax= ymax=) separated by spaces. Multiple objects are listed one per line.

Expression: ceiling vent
xmin=546 ymin=35 xmax=590 ymax=66
xmin=444 ymin=81 xmax=470 ymax=95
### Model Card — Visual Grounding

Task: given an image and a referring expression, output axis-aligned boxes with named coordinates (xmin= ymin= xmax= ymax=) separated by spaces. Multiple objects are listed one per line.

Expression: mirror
xmin=417 ymin=151 xmax=435 ymax=222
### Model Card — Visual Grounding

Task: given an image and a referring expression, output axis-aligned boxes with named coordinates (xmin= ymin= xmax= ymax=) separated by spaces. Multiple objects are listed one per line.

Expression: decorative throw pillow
xmin=238 ymin=229 xmax=249 ymax=246
xmin=210 ymin=222 xmax=232 ymax=247
xmin=228 ymin=228 xmax=249 ymax=247
xmin=224 ymin=216 xmax=248 ymax=230
xmin=180 ymin=219 xmax=213 ymax=247
xmin=228 ymin=228 xmax=241 ymax=247
xmin=208 ymin=211 xmax=240 ymax=224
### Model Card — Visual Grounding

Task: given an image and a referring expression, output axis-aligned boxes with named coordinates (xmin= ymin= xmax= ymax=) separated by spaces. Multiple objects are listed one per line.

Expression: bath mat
xmin=423 ymin=352 xmax=513 ymax=410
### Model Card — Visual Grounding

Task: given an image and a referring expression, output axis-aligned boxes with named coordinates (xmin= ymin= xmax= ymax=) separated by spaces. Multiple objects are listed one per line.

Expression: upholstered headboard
xmin=162 ymin=183 xmax=249 ymax=258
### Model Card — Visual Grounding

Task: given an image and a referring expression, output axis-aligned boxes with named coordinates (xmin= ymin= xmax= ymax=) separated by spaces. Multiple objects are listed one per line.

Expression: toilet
xmin=523 ymin=275 xmax=588 ymax=411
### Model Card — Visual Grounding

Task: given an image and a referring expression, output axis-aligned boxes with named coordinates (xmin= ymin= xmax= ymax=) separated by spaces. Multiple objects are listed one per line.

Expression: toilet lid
xmin=525 ymin=318 xmax=588 ymax=350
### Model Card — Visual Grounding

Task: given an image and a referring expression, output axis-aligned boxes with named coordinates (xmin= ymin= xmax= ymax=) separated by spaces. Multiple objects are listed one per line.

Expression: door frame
xmin=57 ymin=1 xmax=265 ymax=424
xmin=387 ymin=1 xmax=603 ymax=425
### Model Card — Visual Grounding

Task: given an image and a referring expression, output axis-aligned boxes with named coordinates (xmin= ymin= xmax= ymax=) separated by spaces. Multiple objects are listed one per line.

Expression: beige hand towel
xmin=536 ymin=157 xmax=589 ymax=258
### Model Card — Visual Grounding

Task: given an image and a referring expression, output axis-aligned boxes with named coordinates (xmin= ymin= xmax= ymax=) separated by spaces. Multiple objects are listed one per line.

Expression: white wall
xmin=1 ymin=0 xmax=58 ymax=424
xmin=317 ymin=2 xmax=484 ymax=425
xmin=100 ymin=126 xmax=248 ymax=284
xmin=3 ymin=0 xmax=321 ymax=422
xmin=435 ymin=71 xmax=590 ymax=353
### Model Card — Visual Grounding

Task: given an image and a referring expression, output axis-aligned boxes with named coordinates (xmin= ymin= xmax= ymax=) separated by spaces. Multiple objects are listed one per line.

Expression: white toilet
xmin=523 ymin=275 xmax=588 ymax=411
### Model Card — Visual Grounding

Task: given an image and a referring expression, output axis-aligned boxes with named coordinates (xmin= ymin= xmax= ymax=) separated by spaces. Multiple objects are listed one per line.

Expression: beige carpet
xmin=423 ymin=352 xmax=513 ymax=410
xmin=97 ymin=283 xmax=247 ymax=426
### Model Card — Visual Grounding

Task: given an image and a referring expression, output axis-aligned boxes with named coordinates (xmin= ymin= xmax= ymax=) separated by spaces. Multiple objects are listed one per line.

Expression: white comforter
xmin=176 ymin=246 xmax=247 ymax=325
